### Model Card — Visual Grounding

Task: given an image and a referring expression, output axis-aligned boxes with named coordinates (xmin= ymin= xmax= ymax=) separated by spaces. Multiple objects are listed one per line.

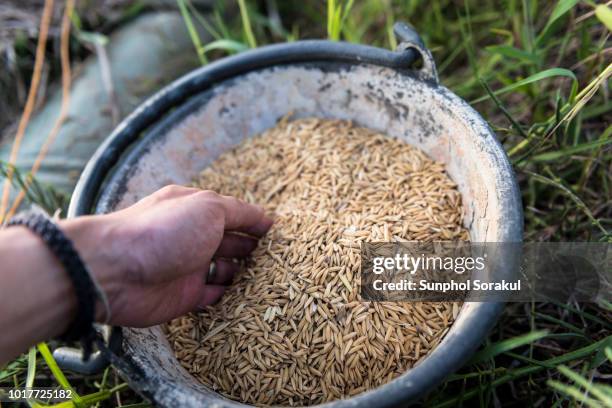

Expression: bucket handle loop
xmin=53 ymin=325 xmax=121 ymax=375
xmin=393 ymin=22 xmax=439 ymax=85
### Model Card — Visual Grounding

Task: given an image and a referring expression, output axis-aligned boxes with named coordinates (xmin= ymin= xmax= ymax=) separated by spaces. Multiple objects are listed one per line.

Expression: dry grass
xmin=166 ymin=117 xmax=468 ymax=406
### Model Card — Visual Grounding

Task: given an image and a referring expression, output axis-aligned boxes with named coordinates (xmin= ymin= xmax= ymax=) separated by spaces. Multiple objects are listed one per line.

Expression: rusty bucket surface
xmin=68 ymin=24 xmax=523 ymax=407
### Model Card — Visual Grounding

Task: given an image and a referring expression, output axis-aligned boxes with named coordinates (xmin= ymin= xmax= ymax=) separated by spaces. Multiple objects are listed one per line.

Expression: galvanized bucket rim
xmin=69 ymin=39 xmax=427 ymax=217
xmin=68 ymin=38 xmax=523 ymax=407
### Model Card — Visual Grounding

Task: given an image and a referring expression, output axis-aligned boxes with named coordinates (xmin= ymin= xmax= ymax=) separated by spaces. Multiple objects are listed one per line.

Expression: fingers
xmin=240 ymin=213 xmax=274 ymax=237
xmin=247 ymin=214 xmax=274 ymax=236
xmin=215 ymin=233 xmax=259 ymax=258
xmin=197 ymin=285 xmax=226 ymax=309
xmin=158 ymin=274 xmax=226 ymax=318
xmin=111 ymin=272 xmax=219 ymax=326
xmin=136 ymin=187 xmax=274 ymax=238
xmin=161 ymin=274 xmax=226 ymax=316
xmin=215 ymin=194 xmax=274 ymax=236
xmin=207 ymin=259 xmax=240 ymax=285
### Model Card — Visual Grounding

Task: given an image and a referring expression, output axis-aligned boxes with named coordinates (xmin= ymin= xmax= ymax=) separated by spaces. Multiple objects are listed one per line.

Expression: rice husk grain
xmin=167 ymin=117 xmax=468 ymax=406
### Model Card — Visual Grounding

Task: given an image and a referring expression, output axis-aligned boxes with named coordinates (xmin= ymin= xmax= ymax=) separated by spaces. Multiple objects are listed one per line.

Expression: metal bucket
xmin=67 ymin=24 xmax=522 ymax=407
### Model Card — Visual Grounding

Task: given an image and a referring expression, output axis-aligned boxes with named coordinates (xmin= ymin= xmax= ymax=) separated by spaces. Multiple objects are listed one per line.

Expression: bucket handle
xmin=53 ymin=325 xmax=121 ymax=375
xmin=393 ymin=22 xmax=439 ymax=84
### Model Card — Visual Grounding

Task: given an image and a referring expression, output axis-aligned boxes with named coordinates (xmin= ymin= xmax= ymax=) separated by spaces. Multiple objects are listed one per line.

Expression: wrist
xmin=59 ymin=216 xmax=130 ymax=324
xmin=0 ymin=215 xmax=134 ymax=363
xmin=0 ymin=226 xmax=76 ymax=343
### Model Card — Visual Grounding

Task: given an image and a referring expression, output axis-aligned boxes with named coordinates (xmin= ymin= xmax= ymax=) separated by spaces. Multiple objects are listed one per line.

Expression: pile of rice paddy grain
xmin=166 ymin=117 xmax=468 ymax=406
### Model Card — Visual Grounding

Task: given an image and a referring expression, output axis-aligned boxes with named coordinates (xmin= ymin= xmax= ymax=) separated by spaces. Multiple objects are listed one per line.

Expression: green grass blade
xmin=470 ymin=68 xmax=577 ymax=104
xmin=530 ymin=135 xmax=611 ymax=162
xmin=480 ymin=79 xmax=529 ymax=139
xmin=547 ymin=380 xmax=603 ymax=408
xmin=447 ymin=367 xmax=509 ymax=382
xmin=600 ymin=300 xmax=612 ymax=311
xmin=327 ymin=0 xmax=334 ymax=39
xmin=213 ymin=8 xmax=232 ymax=40
xmin=468 ymin=330 xmax=549 ymax=364
xmin=339 ymin=0 xmax=355 ymax=35
xmin=186 ymin=0 xmax=222 ymax=41
xmin=524 ymin=170 xmax=609 ymax=237
xmin=78 ymin=390 xmax=113 ymax=405
xmin=546 ymin=0 xmax=579 ymax=26
xmin=238 ymin=0 xmax=257 ymax=48
xmin=513 ymin=65 xmax=611 ymax=164
xmin=42 ymin=402 xmax=74 ymax=408
xmin=557 ymin=365 xmax=612 ymax=405
xmin=433 ymin=337 xmax=610 ymax=408
xmin=560 ymin=63 xmax=612 ymax=126
xmin=177 ymin=0 xmax=207 ymax=65
xmin=543 ymin=337 xmax=611 ymax=367
xmin=37 ymin=343 xmax=81 ymax=403
xmin=590 ymin=345 xmax=612 ymax=369
xmin=0 ymin=354 xmax=27 ymax=382
xmin=0 ymin=164 xmax=37 ymax=217
xmin=25 ymin=348 xmax=36 ymax=407
xmin=520 ymin=0 xmax=536 ymax=54
xmin=595 ymin=5 xmax=612 ymax=31
xmin=25 ymin=348 xmax=36 ymax=387
xmin=486 ymin=45 xmax=540 ymax=64
xmin=74 ymin=31 xmax=109 ymax=47
xmin=200 ymin=39 xmax=248 ymax=55
xmin=503 ymin=351 xmax=556 ymax=369
xmin=536 ymin=0 xmax=580 ymax=46
xmin=326 ymin=0 xmax=354 ymax=41
xmin=549 ymin=301 xmax=612 ymax=330
xmin=42 ymin=390 xmax=114 ymax=408
xmin=0 ymin=162 xmax=67 ymax=221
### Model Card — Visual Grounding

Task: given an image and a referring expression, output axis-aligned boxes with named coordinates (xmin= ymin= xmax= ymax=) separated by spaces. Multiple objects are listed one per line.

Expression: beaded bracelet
xmin=7 ymin=206 xmax=110 ymax=359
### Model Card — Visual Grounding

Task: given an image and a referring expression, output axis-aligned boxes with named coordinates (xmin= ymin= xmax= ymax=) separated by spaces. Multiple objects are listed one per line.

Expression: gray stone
xmin=0 ymin=11 xmax=205 ymax=196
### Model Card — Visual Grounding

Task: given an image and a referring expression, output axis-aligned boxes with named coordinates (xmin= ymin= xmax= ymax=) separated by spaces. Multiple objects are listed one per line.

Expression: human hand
xmin=61 ymin=185 xmax=273 ymax=327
